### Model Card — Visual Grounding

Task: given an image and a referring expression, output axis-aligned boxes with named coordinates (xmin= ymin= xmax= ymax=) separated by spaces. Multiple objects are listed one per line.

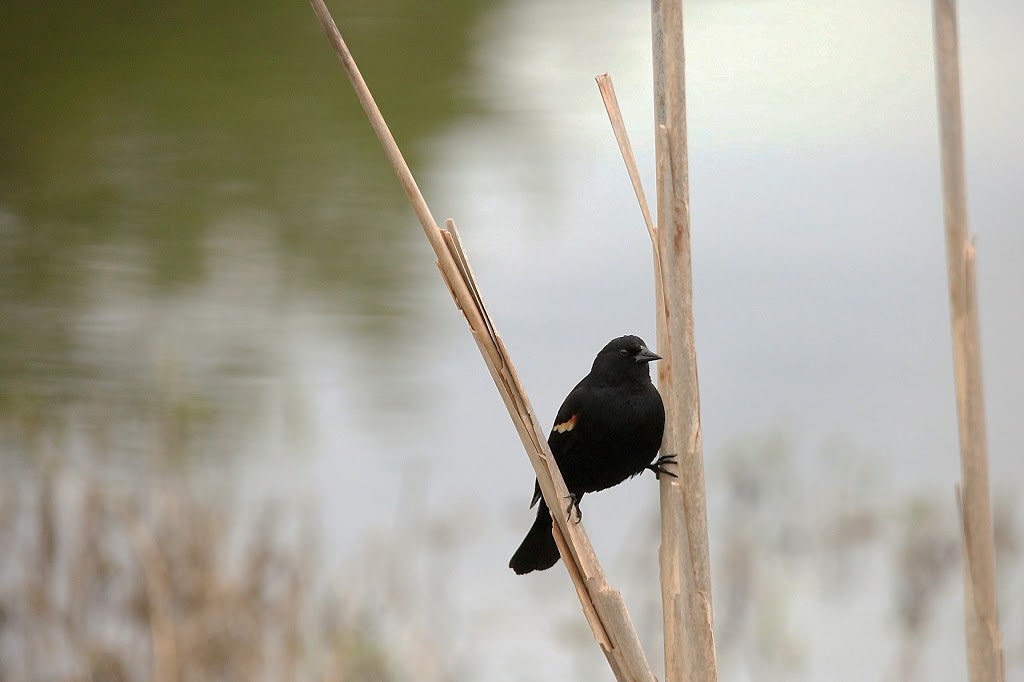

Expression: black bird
xmin=509 ymin=335 xmax=673 ymax=575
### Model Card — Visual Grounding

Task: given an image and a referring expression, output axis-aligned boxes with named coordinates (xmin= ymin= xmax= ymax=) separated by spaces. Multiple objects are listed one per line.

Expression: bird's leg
xmin=647 ymin=453 xmax=678 ymax=480
xmin=564 ymin=493 xmax=582 ymax=524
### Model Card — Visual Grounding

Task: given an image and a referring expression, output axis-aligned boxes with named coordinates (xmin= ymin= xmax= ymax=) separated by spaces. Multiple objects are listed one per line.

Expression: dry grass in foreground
xmin=0 ymin=464 xmax=435 ymax=682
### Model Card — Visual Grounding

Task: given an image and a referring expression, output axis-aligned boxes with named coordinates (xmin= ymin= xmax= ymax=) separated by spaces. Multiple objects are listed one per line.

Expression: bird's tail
xmin=509 ymin=499 xmax=561 ymax=575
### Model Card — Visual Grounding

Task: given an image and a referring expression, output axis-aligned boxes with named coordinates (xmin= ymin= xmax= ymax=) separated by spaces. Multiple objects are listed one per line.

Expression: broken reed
xmin=307 ymin=1 xmax=657 ymax=679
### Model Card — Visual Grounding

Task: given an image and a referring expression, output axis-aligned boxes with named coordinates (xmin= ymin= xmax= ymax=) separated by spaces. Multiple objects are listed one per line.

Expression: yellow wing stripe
xmin=553 ymin=414 xmax=577 ymax=433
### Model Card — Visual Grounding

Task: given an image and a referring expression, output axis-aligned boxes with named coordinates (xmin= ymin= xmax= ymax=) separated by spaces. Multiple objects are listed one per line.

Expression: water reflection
xmin=0 ymin=0 xmax=497 ymax=454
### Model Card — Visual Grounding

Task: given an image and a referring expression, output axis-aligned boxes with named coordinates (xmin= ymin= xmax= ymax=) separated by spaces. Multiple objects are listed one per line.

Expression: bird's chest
xmin=562 ymin=387 xmax=664 ymax=493
xmin=581 ymin=391 xmax=657 ymax=448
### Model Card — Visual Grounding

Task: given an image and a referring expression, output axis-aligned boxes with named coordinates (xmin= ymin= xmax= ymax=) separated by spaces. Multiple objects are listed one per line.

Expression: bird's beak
xmin=635 ymin=346 xmax=662 ymax=363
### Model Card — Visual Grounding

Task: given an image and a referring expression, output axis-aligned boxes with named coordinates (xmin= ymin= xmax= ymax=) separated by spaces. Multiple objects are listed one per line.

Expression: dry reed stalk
xmin=306 ymin=2 xmax=654 ymax=679
xmin=651 ymin=2 xmax=718 ymax=681
xmin=594 ymin=75 xmax=657 ymax=250
xmin=122 ymin=504 xmax=180 ymax=682
xmin=931 ymin=1 xmax=1005 ymax=679
xmin=594 ymin=73 xmax=666 ymax=318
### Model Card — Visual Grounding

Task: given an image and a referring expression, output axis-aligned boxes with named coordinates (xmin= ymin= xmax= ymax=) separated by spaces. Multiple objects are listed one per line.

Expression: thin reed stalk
xmin=931 ymin=0 xmax=1005 ymax=679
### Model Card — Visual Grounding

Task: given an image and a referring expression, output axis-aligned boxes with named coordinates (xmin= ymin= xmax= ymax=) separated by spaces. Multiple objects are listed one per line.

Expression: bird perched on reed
xmin=509 ymin=335 xmax=673 ymax=574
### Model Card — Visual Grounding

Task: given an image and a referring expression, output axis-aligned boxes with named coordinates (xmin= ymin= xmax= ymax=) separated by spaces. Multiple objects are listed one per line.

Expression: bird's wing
xmin=530 ymin=380 xmax=588 ymax=508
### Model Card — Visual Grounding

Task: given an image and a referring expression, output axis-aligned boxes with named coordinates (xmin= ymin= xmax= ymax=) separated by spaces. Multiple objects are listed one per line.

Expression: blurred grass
xmin=619 ymin=432 xmax=1023 ymax=680
xmin=0 ymin=462 xmax=447 ymax=682
xmin=2 ymin=430 xmax=1020 ymax=681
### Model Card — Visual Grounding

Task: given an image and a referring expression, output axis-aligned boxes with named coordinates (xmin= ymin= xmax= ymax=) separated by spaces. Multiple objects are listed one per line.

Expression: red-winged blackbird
xmin=509 ymin=335 xmax=673 ymax=575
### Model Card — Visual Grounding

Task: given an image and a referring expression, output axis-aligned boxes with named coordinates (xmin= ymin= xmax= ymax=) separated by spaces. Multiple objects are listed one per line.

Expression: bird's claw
xmin=564 ymin=493 xmax=582 ymax=524
xmin=647 ymin=454 xmax=678 ymax=480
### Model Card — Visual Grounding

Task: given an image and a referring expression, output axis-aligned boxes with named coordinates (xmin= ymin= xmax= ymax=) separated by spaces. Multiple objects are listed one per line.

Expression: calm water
xmin=2 ymin=0 xmax=1022 ymax=679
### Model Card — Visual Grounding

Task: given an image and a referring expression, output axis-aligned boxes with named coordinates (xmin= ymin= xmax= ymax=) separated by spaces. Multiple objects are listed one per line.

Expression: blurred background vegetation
xmin=2 ymin=0 xmax=1022 ymax=679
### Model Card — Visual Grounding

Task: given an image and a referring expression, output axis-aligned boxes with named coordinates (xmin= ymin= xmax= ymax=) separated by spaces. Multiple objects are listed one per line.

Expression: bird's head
xmin=591 ymin=335 xmax=662 ymax=382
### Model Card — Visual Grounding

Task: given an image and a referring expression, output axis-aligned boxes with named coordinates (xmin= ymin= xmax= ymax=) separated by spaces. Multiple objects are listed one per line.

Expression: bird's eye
xmin=619 ymin=349 xmax=629 ymax=356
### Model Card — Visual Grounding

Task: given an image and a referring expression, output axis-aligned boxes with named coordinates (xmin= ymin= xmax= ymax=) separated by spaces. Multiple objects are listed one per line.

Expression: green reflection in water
xmin=0 ymin=0 xmax=497 ymax=452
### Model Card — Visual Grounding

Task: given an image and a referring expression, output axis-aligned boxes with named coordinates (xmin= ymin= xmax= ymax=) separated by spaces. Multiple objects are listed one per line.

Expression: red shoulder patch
xmin=553 ymin=413 xmax=577 ymax=433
